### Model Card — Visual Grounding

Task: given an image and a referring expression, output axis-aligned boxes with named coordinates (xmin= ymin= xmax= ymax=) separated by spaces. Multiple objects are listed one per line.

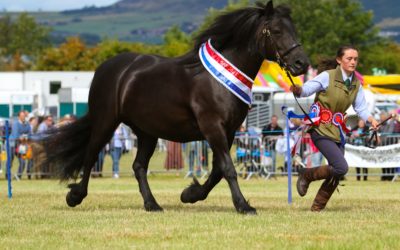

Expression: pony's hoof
xmin=180 ymin=178 xmax=205 ymax=204
xmin=238 ymin=207 xmax=257 ymax=215
xmin=65 ymin=184 xmax=87 ymax=207
xmin=66 ymin=191 xmax=84 ymax=207
xmin=144 ymin=201 xmax=164 ymax=212
xmin=180 ymin=188 xmax=195 ymax=203
xmin=236 ymin=202 xmax=257 ymax=215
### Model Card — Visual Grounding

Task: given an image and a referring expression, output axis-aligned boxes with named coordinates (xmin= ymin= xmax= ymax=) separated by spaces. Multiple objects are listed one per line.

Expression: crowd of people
xmin=235 ymin=108 xmax=400 ymax=180
xmin=1 ymin=105 xmax=399 ymax=182
xmin=0 ymin=110 xmax=210 ymax=179
xmin=0 ymin=111 xmax=76 ymax=179
xmin=349 ymin=111 xmax=400 ymax=180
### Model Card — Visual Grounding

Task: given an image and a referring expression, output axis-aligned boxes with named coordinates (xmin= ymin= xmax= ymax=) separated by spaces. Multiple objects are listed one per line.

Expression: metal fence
xmin=232 ymin=133 xmax=315 ymax=180
xmin=232 ymin=135 xmax=269 ymax=180
xmin=2 ymin=132 xmax=400 ymax=181
xmin=232 ymin=132 xmax=400 ymax=181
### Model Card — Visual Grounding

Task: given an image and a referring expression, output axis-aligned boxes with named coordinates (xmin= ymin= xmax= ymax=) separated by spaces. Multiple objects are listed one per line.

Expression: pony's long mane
xmin=193 ymin=2 xmax=292 ymax=53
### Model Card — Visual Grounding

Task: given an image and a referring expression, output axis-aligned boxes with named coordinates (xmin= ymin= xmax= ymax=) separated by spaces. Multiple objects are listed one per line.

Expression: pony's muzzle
xmin=289 ymin=57 xmax=310 ymax=76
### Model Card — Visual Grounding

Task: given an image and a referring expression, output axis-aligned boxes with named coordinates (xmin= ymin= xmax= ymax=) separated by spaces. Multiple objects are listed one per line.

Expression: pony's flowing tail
xmin=41 ymin=115 xmax=92 ymax=181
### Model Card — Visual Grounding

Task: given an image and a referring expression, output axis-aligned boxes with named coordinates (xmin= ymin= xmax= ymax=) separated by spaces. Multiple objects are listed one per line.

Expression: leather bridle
xmin=262 ymin=21 xmax=314 ymax=126
xmin=262 ymin=21 xmax=301 ymax=69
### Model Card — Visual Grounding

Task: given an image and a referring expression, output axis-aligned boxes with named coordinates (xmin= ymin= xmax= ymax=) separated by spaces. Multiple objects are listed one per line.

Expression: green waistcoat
xmin=313 ymin=66 xmax=360 ymax=142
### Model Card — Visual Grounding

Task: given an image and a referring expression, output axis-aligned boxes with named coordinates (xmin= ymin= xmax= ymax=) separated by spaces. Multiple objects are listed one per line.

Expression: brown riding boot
xmin=311 ymin=177 xmax=339 ymax=212
xmin=296 ymin=165 xmax=333 ymax=197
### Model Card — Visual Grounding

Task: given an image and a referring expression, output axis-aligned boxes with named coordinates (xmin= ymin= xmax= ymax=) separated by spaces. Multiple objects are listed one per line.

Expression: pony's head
xmin=195 ymin=0 xmax=310 ymax=76
xmin=256 ymin=1 xmax=309 ymax=75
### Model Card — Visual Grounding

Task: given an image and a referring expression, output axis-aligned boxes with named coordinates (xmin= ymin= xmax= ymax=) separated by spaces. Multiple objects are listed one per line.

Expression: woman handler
xmin=291 ymin=45 xmax=379 ymax=212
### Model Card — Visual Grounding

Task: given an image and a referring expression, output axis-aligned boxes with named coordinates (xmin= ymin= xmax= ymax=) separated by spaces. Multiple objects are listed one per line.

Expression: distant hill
xmin=62 ymin=0 xmax=228 ymax=16
xmin=359 ymin=0 xmax=398 ymax=22
xmin=359 ymin=0 xmax=400 ymax=41
xmin=6 ymin=0 xmax=400 ymax=45
xmin=25 ymin=0 xmax=229 ymax=45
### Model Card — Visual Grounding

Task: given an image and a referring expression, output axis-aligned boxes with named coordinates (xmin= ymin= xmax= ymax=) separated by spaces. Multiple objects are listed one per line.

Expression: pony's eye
xmin=272 ymin=29 xmax=281 ymax=35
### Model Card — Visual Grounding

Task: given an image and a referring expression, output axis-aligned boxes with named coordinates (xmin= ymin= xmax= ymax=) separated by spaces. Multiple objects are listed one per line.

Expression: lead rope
xmin=284 ymin=70 xmax=316 ymax=127
xmin=263 ymin=27 xmax=316 ymax=127
xmin=366 ymin=113 xmax=395 ymax=148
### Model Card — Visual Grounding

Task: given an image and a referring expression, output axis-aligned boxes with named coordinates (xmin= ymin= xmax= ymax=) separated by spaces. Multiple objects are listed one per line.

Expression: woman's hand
xmin=371 ymin=119 xmax=379 ymax=130
xmin=367 ymin=116 xmax=379 ymax=131
xmin=290 ymin=85 xmax=302 ymax=97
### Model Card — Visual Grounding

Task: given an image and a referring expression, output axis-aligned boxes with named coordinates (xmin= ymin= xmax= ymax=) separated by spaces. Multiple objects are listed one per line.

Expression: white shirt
xmin=300 ymin=70 xmax=371 ymax=121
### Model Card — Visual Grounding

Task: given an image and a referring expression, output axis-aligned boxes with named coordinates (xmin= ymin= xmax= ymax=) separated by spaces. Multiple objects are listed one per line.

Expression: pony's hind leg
xmin=181 ymin=134 xmax=235 ymax=204
xmin=132 ymin=133 xmax=162 ymax=211
xmin=181 ymin=151 xmax=223 ymax=204
xmin=66 ymin=124 xmax=116 ymax=207
xmin=66 ymin=151 xmax=101 ymax=207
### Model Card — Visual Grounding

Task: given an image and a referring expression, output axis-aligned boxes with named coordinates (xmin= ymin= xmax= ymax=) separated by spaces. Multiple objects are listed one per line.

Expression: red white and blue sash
xmin=199 ymin=39 xmax=253 ymax=106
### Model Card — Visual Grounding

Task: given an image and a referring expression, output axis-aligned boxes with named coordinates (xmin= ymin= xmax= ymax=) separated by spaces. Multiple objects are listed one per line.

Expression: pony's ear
xmin=265 ymin=0 xmax=274 ymax=17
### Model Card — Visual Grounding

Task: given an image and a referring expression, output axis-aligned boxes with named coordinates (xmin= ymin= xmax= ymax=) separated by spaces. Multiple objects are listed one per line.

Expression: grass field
xmin=1 ymin=167 xmax=399 ymax=249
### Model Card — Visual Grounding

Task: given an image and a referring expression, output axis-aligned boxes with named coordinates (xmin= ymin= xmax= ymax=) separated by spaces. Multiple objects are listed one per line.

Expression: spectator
xmin=36 ymin=115 xmax=54 ymax=176
xmin=27 ymin=115 xmax=38 ymax=177
xmin=275 ymin=132 xmax=295 ymax=173
xmin=303 ymin=135 xmax=324 ymax=168
xmin=379 ymin=111 xmax=395 ymax=139
xmin=10 ymin=111 xmax=31 ymax=179
xmin=236 ymin=125 xmax=248 ymax=165
xmin=351 ymin=119 xmax=369 ymax=181
xmin=93 ymin=147 xmax=106 ymax=177
xmin=0 ymin=120 xmax=4 ymax=174
xmin=164 ymin=141 xmax=184 ymax=172
xmin=247 ymin=126 xmax=261 ymax=165
xmin=28 ymin=115 xmax=39 ymax=134
xmin=310 ymin=144 xmax=323 ymax=167
xmin=200 ymin=141 xmax=209 ymax=172
xmin=37 ymin=115 xmax=54 ymax=134
xmin=56 ymin=114 xmax=76 ymax=127
xmin=262 ymin=114 xmax=283 ymax=174
xmin=187 ymin=141 xmax=201 ymax=177
xmin=394 ymin=111 xmax=400 ymax=178
xmin=379 ymin=112 xmax=395 ymax=180
xmin=394 ymin=111 xmax=400 ymax=134
xmin=109 ymin=124 xmax=129 ymax=179
xmin=16 ymin=135 xmax=33 ymax=179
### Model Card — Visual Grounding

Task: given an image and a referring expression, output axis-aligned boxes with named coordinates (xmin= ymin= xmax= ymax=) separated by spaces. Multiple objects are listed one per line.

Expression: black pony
xmin=43 ymin=1 xmax=309 ymax=214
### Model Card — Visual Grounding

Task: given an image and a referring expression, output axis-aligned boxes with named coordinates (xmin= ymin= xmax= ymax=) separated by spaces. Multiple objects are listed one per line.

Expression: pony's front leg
xmin=219 ymin=151 xmax=256 ymax=214
xmin=192 ymin=131 xmax=256 ymax=214
xmin=132 ymin=134 xmax=163 ymax=212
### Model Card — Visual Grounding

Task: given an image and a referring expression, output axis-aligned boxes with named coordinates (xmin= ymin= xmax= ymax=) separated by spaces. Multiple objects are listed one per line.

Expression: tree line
xmin=1 ymin=0 xmax=399 ymax=74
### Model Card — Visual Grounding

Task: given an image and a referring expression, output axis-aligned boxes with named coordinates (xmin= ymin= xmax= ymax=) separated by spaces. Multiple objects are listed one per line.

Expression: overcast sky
xmin=0 ymin=0 xmax=118 ymax=11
